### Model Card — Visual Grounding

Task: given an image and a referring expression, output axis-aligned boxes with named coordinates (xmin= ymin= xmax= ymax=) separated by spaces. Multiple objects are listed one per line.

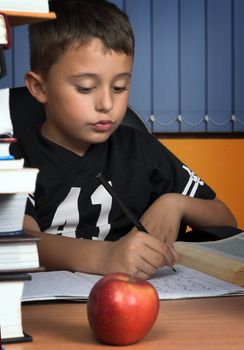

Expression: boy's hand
xmin=102 ymin=230 xmax=178 ymax=280
xmin=140 ymin=193 xmax=184 ymax=243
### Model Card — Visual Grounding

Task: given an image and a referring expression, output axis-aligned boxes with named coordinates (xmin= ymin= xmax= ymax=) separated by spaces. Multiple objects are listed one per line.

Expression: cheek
xmin=51 ymin=90 xmax=92 ymax=118
xmin=114 ymin=93 xmax=130 ymax=114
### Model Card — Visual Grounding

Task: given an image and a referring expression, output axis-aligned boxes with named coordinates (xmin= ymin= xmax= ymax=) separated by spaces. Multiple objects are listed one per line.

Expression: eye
xmin=75 ymin=85 xmax=95 ymax=94
xmin=112 ymin=86 xmax=128 ymax=94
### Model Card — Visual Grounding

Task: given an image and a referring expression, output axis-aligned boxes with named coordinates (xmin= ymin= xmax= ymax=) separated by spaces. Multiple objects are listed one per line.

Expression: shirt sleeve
xmin=139 ymin=132 xmax=216 ymax=201
xmin=25 ymin=194 xmax=38 ymax=221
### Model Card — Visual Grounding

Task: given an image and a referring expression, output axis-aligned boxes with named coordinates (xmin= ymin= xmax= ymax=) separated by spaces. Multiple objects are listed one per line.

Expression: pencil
xmin=96 ymin=173 xmax=176 ymax=272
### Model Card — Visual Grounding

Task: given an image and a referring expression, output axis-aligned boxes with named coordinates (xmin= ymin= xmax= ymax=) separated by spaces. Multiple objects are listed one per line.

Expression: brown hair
xmin=29 ymin=0 xmax=135 ymax=78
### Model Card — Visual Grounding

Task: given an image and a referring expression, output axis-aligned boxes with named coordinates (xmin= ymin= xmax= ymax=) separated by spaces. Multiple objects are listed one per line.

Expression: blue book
xmin=0 ymin=155 xmax=14 ymax=160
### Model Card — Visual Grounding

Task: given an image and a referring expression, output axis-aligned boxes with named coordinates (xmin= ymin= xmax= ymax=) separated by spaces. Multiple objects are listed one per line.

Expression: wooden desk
xmin=7 ymin=297 xmax=244 ymax=350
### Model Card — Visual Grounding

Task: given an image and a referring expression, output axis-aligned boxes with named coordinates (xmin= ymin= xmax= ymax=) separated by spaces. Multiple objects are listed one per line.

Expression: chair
xmin=9 ymin=87 xmax=241 ymax=241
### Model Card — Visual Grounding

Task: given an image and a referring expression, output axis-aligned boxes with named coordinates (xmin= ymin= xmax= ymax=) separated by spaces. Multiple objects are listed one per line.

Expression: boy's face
xmin=40 ymin=38 xmax=133 ymax=155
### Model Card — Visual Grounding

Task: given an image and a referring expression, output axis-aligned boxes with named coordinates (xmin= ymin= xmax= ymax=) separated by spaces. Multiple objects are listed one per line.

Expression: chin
xmin=92 ymin=130 xmax=115 ymax=143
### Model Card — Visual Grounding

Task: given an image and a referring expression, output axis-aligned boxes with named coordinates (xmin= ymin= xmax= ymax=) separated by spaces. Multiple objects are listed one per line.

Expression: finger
xmin=166 ymin=242 xmax=179 ymax=260
xmin=142 ymin=246 xmax=168 ymax=270
xmin=147 ymin=248 xmax=171 ymax=269
xmin=135 ymin=270 xmax=151 ymax=280
xmin=146 ymin=242 xmax=177 ymax=269
xmin=143 ymin=235 xmax=177 ymax=266
xmin=128 ymin=264 xmax=153 ymax=281
xmin=137 ymin=255 xmax=158 ymax=277
xmin=160 ymin=245 xmax=177 ymax=267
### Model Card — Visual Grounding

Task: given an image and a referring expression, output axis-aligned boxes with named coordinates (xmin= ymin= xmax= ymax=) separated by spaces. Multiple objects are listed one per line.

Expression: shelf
xmin=1 ymin=11 xmax=56 ymax=26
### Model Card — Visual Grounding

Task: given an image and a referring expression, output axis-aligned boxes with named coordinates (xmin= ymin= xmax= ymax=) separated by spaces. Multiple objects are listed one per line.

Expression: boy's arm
xmin=23 ymin=215 xmax=178 ymax=279
xmin=181 ymin=196 xmax=236 ymax=229
xmin=140 ymin=194 xmax=237 ymax=243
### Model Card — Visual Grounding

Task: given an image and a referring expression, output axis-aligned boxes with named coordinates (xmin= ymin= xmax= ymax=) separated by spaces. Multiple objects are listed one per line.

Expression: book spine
xmin=0 ymin=325 xmax=2 ymax=348
xmin=0 ymin=137 xmax=16 ymax=159
xmin=1 ymin=332 xmax=32 ymax=345
xmin=0 ymin=156 xmax=14 ymax=160
xmin=0 ymin=230 xmax=24 ymax=237
xmin=0 ymin=273 xmax=31 ymax=282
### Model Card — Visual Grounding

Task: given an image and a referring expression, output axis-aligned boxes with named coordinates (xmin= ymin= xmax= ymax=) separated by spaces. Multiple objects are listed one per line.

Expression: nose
xmin=95 ymin=88 xmax=113 ymax=113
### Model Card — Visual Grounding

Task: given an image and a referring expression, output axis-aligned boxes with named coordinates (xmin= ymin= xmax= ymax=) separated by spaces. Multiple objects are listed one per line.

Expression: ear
xmin=24 ymin=71 xmax=47 ymax=104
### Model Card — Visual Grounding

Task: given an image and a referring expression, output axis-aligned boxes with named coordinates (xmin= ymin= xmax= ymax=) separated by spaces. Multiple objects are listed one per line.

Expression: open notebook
xmin=22 ymin=264 xmax=244 ymax=302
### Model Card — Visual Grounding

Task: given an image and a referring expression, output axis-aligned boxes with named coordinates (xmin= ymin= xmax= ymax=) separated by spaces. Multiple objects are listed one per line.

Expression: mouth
xmin=91 ymin=120 xmax=115 ymax=132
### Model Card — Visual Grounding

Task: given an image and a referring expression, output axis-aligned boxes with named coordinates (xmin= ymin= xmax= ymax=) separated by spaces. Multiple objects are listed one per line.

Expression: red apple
xmin=87 ymin=272 xmax=159 ymax=345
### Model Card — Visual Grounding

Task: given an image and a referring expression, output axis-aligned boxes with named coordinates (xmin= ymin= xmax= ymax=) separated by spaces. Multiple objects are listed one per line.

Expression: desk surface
xmin=7 ymin=296 xmax=244 ymax=350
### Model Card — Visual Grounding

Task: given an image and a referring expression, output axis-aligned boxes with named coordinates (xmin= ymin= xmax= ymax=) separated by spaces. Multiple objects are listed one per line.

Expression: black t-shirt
xmin=11 ymin=125 xmax=215 ymax=240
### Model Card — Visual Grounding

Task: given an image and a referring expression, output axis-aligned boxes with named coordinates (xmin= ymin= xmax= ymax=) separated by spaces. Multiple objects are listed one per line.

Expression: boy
xmin=11 ymin=0 xmax=236 ymax=279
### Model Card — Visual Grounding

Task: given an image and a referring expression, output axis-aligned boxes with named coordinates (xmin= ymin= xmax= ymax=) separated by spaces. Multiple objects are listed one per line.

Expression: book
xmin=0 ymin=158 xmax=24 ymax=169
xmin=0 ymin=232 xmax=41 ymax=272
xmin=0 ymin=136 xmax=16 ymax=160
xmin=0 ymin=0 xmax=49 ymax=13
xmin=175 ymin=232 xmax=244 ymax=286
xmin=22 ymin=264 xmax=244 ymax=302
xmin=0 ymin=45 xmax=7 ymax=78
xmin=0 ymin=167 xmax=39 ymax=193
xmin=0 ymin=193 xmax=28 ymax=234
xmin=0 ymin=89 xmax=12 ymax=136
xmin=0 ymin=12 xmax=12 ymax=48
xmin=0 ymin=272 xmax=32 ymax=344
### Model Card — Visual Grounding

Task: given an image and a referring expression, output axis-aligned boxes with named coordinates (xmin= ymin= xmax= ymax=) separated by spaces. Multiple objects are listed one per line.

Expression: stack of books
xmin=0 ymin=133 xmax=40 ymax=344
